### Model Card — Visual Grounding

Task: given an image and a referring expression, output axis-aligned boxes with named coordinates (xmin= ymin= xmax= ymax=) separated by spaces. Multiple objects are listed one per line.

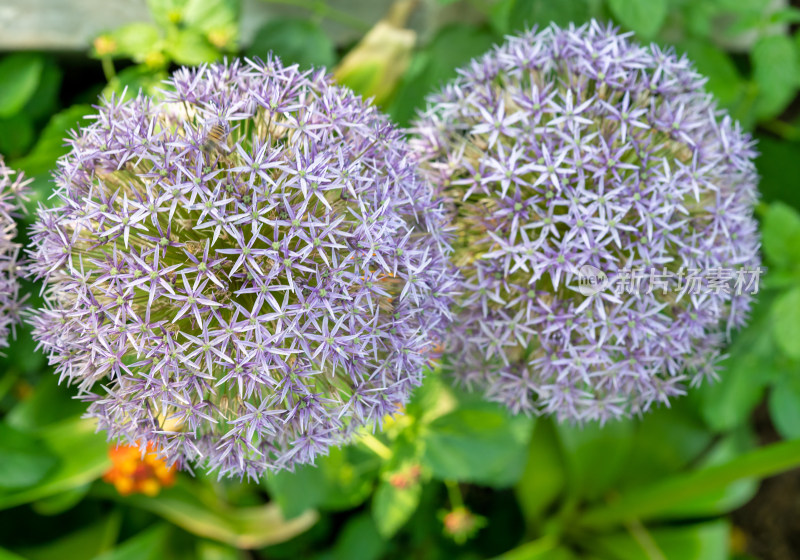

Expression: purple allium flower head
xmin=0 ymin=157 xmax=29 ymax=351
xmin=411 ymin=21 xmax=760 ymax=422
xmin=28 ymin=57 xmax=455 ymax=478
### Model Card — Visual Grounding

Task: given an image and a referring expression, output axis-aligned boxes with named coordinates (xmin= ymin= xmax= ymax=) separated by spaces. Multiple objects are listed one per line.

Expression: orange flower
xmin=103 ymin=443 xmax=176 ymax=497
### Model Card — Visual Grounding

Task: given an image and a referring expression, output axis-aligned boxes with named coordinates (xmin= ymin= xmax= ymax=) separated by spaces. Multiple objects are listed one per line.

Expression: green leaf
xmin=265 ymin=446 xmax=379 ymax=519
xmin=99 ymin=481 xmax=318 ymax=549
xmin=752 ymin=34 xmax=798 ymax=120
xmin=579 ymin=438 xmax=800 ymax=528
xmin=0 ymin=423 xmax=59 ymax=491
xmin=769 ymin=373 xmax=800 ymax=439
xmin=32 ymin=483 xmax=91 ymax=516
xmin=557 ymin=419 xmax=633 ymax=501
xmin=7 ymin=374 xmax=86 ymax=431
xmin=15 ymin=105 xmax=93 ymax=177
xmin=507 ymin=0 xmax=592 ymax=33
xmin=494 ymin=536 xmax=577 ymax=560
xmin=0 ymin=113 xmax=34 ymax=158
xmin=387 ymin=24 xmax=499 ymax=126
xmin=18 ymin=511 xmax=120 ymax=560
xmin=654 ymin=428 xmax=758 ymax=518
xmin=515 ymin=418 xmax=565 ymax=525
xmin=91 ymin=525 xmax=170 ymax=560
xmin=773 ymin=287 xmax=800 ymax=360
xmin=333 ymin=513 xmax=385 ymax=560
xmin=182 ymin=0 xmax=239 ymax=35
xmin=590 ymin=520 xmax=730 ymax=560
xmin=421 ymin=397 xmax=533 ymax=487
xmin=762 ymin=202 xmax=800 ymax=268
xmin=0 ymin=548 xmax=27 ymax=560
xmin=22 ymin=58 xmax=62 ymax=123
xmin=608 ymin=0 xmax=667 ymax=39
xmin=0 ymin=53 xmax=44 ymax=118
xmin=165 ymin=29 xmax=220 ymax=65
xmin=111 ymin=23 xmax=162 ymax=62
xmin=246 ymin=19 xmax=335 ymax=69
xmin=372 ymin=479 xmax=421 ymax=538
xmin=0 ymin=418 xmax=110 ymax=510
xmin=678 ymin=40 xmax=744 ymax=108
xmin=619 ymin=400 xmax=713 ymax=490
xmin=698 ymin=296 xmax=777 ymax=431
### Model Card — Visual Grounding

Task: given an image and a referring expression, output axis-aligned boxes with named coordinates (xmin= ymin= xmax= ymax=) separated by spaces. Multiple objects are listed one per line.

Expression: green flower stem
xmin=445 ymin=479 xmax=463 ymax=509
xmin=359 ymin=432 xmax=393 ymax=460
xmin=579 ymin=438 xmax=800 ymax=529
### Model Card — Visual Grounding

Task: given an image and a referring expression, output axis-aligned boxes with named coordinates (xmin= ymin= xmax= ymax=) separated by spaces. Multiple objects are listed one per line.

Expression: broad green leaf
xmin=421 ymin=397 xmax=533 ymax=487
xmin=698 ymin=296 xmax=777 ymax=431
xmin=7 ymin=374 xmax=86 ymax=431
xmin=515 ymin=418 xmax=565 ymax=525
xmin=0 ymin=54 xmax=44 ymax=118
xmin=655 ymin=428 xmax=758 ymax=518
xmin=762 ymin=202 xmax=800 ymax=268
xmin=372 ymin=479 xmax=421 ymax=538
xmin=98 ymin=481 xmax=317 ymax=549
xmin=247 ymin=19 xmax=335 ymax=70
xmin=590 ymin=520 xmax=730 ymax=560
xmin=752 ymin=34 xmax=798 ymax=120
xmin=619 ymin=400 xmax=712 ymax=490
xmin=333 ymin=513 xmax=385 ymax=560
xmin=196 ymin=541 xmax=242 ymax=560
xmin=387 ymin=25 xmax=498 ymax=125
xmin=265 ymin=446 xmax=379 ymax=519
xmin=579 ymin=438 xmax=800 ymax=528
xmin=146 ymin=0 xmax=188 ymax=28
xmin=769 ymin=371 xmax=800 ymax=439
xmin=22 ymin=58 xmax=62 ymax=123
xmin=507 ymin=0 xmax=592 ymax=33
xmin=0 ymin=418 xmax=110 ymax=510
xmin=92 ymin=524 xmax=170 ymax=560
xmin=0 ymin=114 xmax=34 ymax=157
xmin=773 ymin=287 xmax=800 ymax=360
xmin=32 ymin=483 xmax=91 ymax=516
xmin=110 ymin=23 xmax=162 ymax=62
xmin=0 ymin=423 xmax=59 ymax=491
xmin=0 ymin=548 xmax=26 ymax=560
xmin=103 ymin=66 xmax=168 ymax=101
xmin=494 ymin=536 xmax=576 ymax=560
xmin=608 ymin=0 xmax=667 ymax=39
xmin=557 ymin=419 xmax=633 ymax=501
xmin=166 ymin=29 xmax=220 ymax=65
xmin=679 ymin=40 xmax=744 ymax=108
xmin=18 ymin=511 xmax=121 ymax=560
xmin=15 ymin=104 xmax=93 ymax=177
xmin=182 ymin=0 xmax=239 ymax=36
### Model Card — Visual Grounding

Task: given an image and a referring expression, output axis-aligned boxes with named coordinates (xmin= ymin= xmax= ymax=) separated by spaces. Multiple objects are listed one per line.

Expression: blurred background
xmin=1 ymin=0 xmax=800 ymax=559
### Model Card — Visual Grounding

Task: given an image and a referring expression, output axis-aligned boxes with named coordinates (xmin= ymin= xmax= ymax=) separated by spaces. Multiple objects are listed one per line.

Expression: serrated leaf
xmin=247 ymin=19 xmax=335 ymax=69
xmin=0 ymin=53 xmax=44 ymax=118
xmin=608 ymin=0 xmax=667 ymax=39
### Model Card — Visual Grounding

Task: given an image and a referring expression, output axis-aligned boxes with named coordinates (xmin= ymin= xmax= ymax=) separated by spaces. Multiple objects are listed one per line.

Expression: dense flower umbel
xmin=28 ymin=57 xmax=455 ymax=477
xmin=0 ymin=157 xmax=29 ymax=351
xmin=411 ymin=22 xmax=760 ymax=421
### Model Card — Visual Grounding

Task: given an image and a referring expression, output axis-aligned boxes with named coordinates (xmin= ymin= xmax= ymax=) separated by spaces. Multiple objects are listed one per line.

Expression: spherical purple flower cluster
xmin=28 ymin=57 xmax=455 ymax=477
xmin=0 ymin=157 xmax=29 ymax=351
xmin=411 ymin=21 xmax=760 ymax=422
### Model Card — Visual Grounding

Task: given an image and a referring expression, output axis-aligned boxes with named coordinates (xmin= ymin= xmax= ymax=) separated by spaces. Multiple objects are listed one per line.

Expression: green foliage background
xmin=2 ymin=0 xmax=800 ymax=558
